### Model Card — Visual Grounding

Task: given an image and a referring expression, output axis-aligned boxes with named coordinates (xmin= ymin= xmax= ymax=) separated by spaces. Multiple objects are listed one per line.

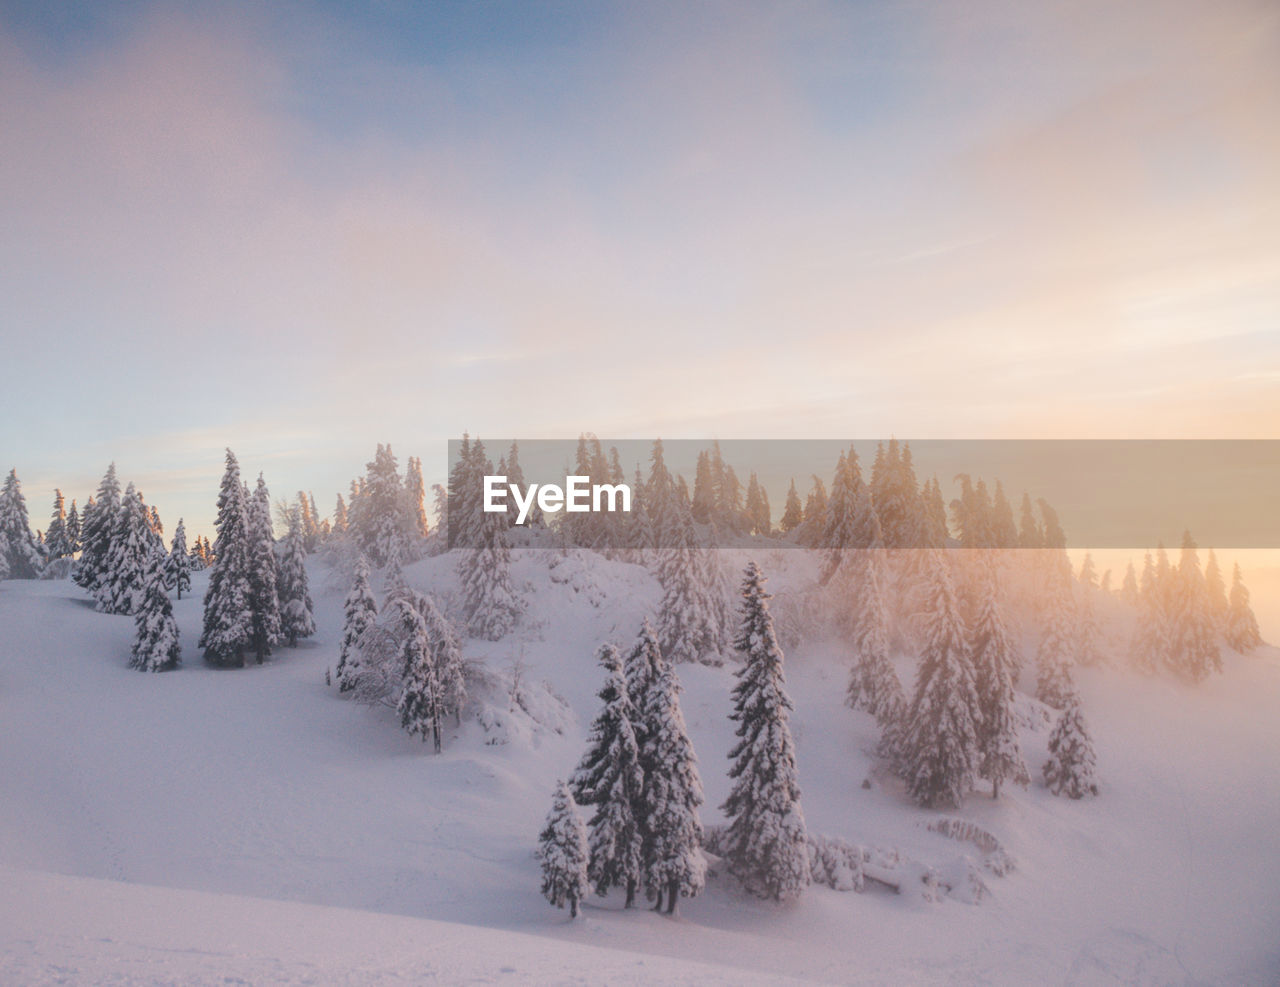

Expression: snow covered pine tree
xmin=131 ymin=556 xmax=181 ymax=672
xmin=1043 ymin=694 xmax=1099 ymax=798
xmin=539 ymin=781 xmax=590 ymax=919
xmin=277 ymin=506 xmax=316 ymax=647
xmin=721 ymin=561 xmax=809 ymax=901
xmin=336 ymin=556 xmax=378 ymax=692
xmin=570 ymin=644 xmax=644 ymax=908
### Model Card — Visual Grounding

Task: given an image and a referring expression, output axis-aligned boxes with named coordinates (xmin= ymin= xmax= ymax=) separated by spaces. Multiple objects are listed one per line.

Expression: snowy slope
xmin=1 ymin=554 xmax=1278 ymax=984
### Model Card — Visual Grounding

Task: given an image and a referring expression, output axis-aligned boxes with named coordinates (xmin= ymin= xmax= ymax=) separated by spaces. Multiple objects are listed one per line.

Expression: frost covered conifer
xmin=131 ymin=557 xmax=181 ymax=672
xmin=96 ymin=483 xmax=152 ymax=614
xmin=277 ymin=507 xmax=316 ymax=647
xmin=637 ymin=642 xmax=705 ymax=914
xmin=845 ymin=550 xmax=906 ymax=735
xmin=655 ymin=501 xmax=726 ymax=665
xmin=459 ymin=505 xmax=521 ymax=640
xmin=44 ymin=489 xmax=72 ymax=561
xmin=539 ymin=781 xmax=590 ymax=919
xmin=419 ymin=592 xmax=466 ymax=724
xmin=820 ymin=448 xmax=862 ymax=584
xmin=245 ymin=475 xmax=281 ymax=663
xmin=1043 ymin=694 xmax=1099 ymax=798
xmin=336 ymin=556 xmax=378 ymax=692
xmin=1204 ymin=549 xmax=1228 ymax=629
xmin=200 ymin=450 xmax=253 ymax=667
xmin=165 ymin=519 xmax=191 ymax=600
xmin=1035 ymin=583 xmax=1077 ymax=708
xmin=395 ymin=592 xmax=443 ymax=752
xmin=779 ymin=479 xmax=803 ymax=534
xmin=901 ymin=550 xmax=982 ymax=808
xmin=1172 ymin=532 xmax=1221 ymax=682
xmin=571 ymin=644 xmax=643 ymax=907
xmin=1225 ymin=562 xmax=1262 ymax=654
xmin=722 ymin=562 xmax=809 ymax=901
xmin=75 ymin=465 xmax=121 ymax=591
xmin=65 ymin=499 xmax=81 ymax=556
xmin=970 ymin=557 xmax=1029 ymax=799
xmin=1075 ymin=574 xmax=1104 ymax=667
xmin=1121 ymin=561 xmax=1139 ymax=606
xmin=0 ymin=469 xmax=42 ymax=579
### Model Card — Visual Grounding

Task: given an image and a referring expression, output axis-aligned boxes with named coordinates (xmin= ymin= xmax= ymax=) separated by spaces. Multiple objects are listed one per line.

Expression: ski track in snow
xmin=2 ymin=553 xmax=1279 ymax=984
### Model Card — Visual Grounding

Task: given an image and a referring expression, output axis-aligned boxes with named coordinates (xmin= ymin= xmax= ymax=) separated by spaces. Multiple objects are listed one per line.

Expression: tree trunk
xmin=570 ymin=896 xmax=578 ymax=918
xmin=625 ymin=878 xmax=636 ymax=909
xmin=992 ymin=777 xmax=1001 ymax=800
xmin=665 ymin=881 xmax=678 ymax=915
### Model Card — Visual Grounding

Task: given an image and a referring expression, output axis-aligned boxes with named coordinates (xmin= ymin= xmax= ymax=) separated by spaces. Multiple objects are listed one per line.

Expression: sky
xmin=1 ymin=0 xmax=1278 ymax=538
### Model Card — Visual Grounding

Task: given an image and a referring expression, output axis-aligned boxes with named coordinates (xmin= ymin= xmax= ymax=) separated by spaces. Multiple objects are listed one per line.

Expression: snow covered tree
xmin=655 ymin=500 xmax=726 ymax=665
xmin=1171 ymin=532 xmax=1222 ymax=682
xmin=1204 ymin=549 xmax=1228 ymax=629
xmin=404 ymin=455 xmax=430 ymax=541
xmin=65 ymin=499 xmax=81 ymax=556
xmin=779 ymin=479 xmax=803 ymax=534
xmin=458 ymin=504 xmax=521 ymax=640
xmin=395 ymin=592 xmax=443 ymax=752
xmin=0 ymin=468 xmax=41 ymax=579
xmin=1225 ymin=562 xmax=1262 ymax=654
xmin=1043 ymin=694 xmax=1099 ymax=798
xmin=1017 ymin=492 xmax=1042 ymax=549
xmin=44 ymin=489 xmax=72 ymax=561
xmin=245 ymin=474 xmax=281 ymax=664
xmin=277 ymin=507 xmax=316 ymax=647
xmin=539 ymin=781 xmax=590 ymax=919
xmin=721 ymin=561 xmax=809 ymax=902
xmin=1035 ymin=582 xmax=1077 ymax=708
xmin=419 ymin=592 xmax=467 ymax=724
xmin=1075 ymin=575 xmax=1104 ymax=667
xmin=796 ymin=475 xmax=827 ymax=547
xmin=845 ymin=550 xmax=906 ymax=732
xmin=571 ymin=644 xmax=643 ymax=907
xmin=332 ymin=493 xmax=348 ymax=537
xmin=691 ymin=450 xmax=715 ymax=525
xmin=901 ymin=550 xmax=982 ymax=808
xmin=200 ymin=450 xmax=253 ymax=667
xmin=970 ymin=557 xmax=1029 ymax=799
xmin=624 ymin=619 xmax=662 ymax=732
xmin=96 ymin=483 xmax=152 ymax=615
xmin=745 ymin=472 xmax=771 ymax=536
xmin=165 ymin=519 xmax=191 ymax=600
xmin=1121 ymin=562 xmax=1139 ymax=606
xmin=74 ymin=465 xmax=121 ymax=591
xmin=130 ymin=557 xmax=181 ymax=672
xmin=355 ymin=443 xmax=406 ymax=565
xmin=637 ymin=643 xmax=705 ymax=914
xmin=336 ymin=556 xmax=378 ymax=692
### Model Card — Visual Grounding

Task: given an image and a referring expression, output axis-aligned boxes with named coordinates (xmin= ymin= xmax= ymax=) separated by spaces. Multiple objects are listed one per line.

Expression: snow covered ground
xmin=2 ymin=554 xmax=1278 ymax=984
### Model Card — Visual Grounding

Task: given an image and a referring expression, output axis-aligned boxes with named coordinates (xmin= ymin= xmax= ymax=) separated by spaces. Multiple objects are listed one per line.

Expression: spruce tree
xmin=539 ymin=781 xmax=590 ymax=919
xmin=96 ymin=483 xmax=152 ymax=615
xmin=277 ymin=506 xmax=316 ymax=647
xmin=166 ymin=519 xmax=192 ymax=600
xmin=1043 ymin=694 xmax=1099 ymax=798
xmin=65 ymin=499 xmax=81 ymax=556
xmin=722 ymin=561 xmax=809 ymax=902
xmin=1035 ymin=582 xmax=1077 ymax=708
xmin=971 ymin=557 xmax=1029 ymax=799
xmin=0 ymin=469 xmax=42 ymax=579
xmin=655 ymin=501 xmax=725 ymax=665
xmin=337 ymin=556 xmax=378 ymax=692
xmin=459 ymin=503 xmax=521 ymax=640
xmin=1204 ymin=549 xmax=1228 ymax=629
xmin=395 ymin=592 xmax=442 ymax=752
xmin=845 ymin=550 xmax=906 ymax=729
xmin=44 ymin=489 xmax=72 ymax=560
xmin=245 ymin=474 xmax=281 ymax=663
xmin=637 ymin=642 xmax=705 ymax=914
xmin=1121 ymin=561 xmax=1139 ymax=606
xmin=1172 ymin=532 xmax=1221 ymax=682
xmin=131 ymin=557 xmax=181 ymax=672
xmin=200 ymin=450 xmax=252 ymax=667
xmin=74 ymin=465 xmax=120 ymax=591
xmin=419 ymin=592 xmax=466 ymax=723
xmin=901 ymin=550 xmax=982 ymax=808
xmin=779 ymin=479 xmax=803 ymax=534
xmin=570 ymin=644 xmax=643 ymax=907
xmin=1225 ymin=562 xmax=1262 ymax=654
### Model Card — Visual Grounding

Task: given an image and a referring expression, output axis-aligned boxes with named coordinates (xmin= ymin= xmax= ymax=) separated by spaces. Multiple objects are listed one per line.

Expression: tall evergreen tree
xmin=44 ymin=489 xmax=72 ymax=560
xmin=1035 ymin=582 xmax=1077 ymax=708
xmin=722 ymin=561 xmax=809 ymax=902
xmin=570 ymin=644 xmax=644 ymax=907
xmin=65 ymin=499 xmax=81 ymax=556
xmin=1121 ymin=561 xmax=1139 ymax=606
xmin=337 ymin=556 xmax=378 ymax=692
xmin=637 ymin=640 xmax=705 ymax=914
xmin=691 ymin=450 xmax=715 ymax=525
xmin=1017 ymin=492 xmax=1043 ymax=549
xmin=655 ymin=500 xmax=725 ymax=665
xmin=745 ymin=472 xmax=771 ymax=536
xmin=1043 ymin=694 xmax=1099 ymax=799
xmin=901 ymin=550 xmax=982 ymax=808
xmin=404 ymin=455 xmax=430 ymax=540
xmin=131 ymin=556 xmax=181 ymax=672
xmin=1172 ymin=531 xmax=1221 ymax=682
xmin=1225 ymin=562 xmax=1263 ymax=653
xmin=395 ymin=592 xmax=443 ymax=752
xmin=74 ymin=465 xmax=121 ymax=591
xmin=458 ymin=499 xmax=521 ymax=640
xmin=277 ymin=507 xmax=316 ymax=647
xmin=0 ymin=469 xmax=42 ymax=579
xmin=539 ymin=781 xmax=590 ymax=919
xmin=779 ymin=479 xmax=803 ymax=534
xmin=166 ymin=518 xmax=192 ymax=600
xmin=96 ymin=483 xmax=152 ymax=615
xmin=245 ymin=474 xmax=281 ymax=663
xmin=200 ymin=450 xmax=252 ymax=667
xmin=1204 ymin=549 xmax=1228 ymax=629
xmin=971 ymin=557 xmax=1029 ymax=799
xmin=845 ymin=550 xmax=906 ymax=730
xmin=419 ymin=592 xmax=466 ymax=723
